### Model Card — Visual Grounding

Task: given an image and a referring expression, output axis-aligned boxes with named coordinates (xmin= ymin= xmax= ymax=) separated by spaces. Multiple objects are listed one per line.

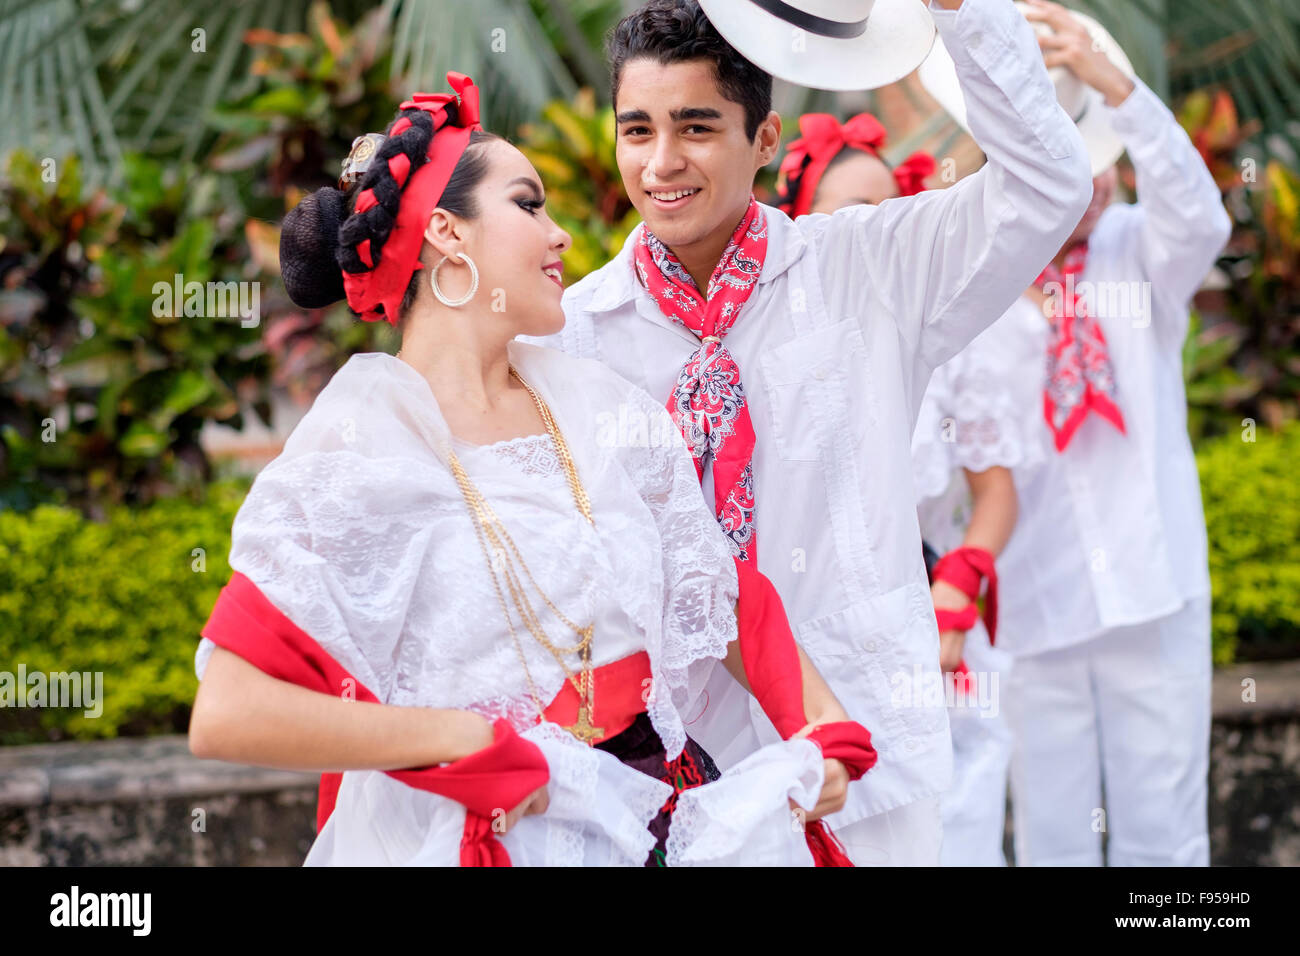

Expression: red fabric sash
xmin=634 ymin=199 xmax=766 ymax=563
xmin=935 ymin=604 xmax=980 ymax=634
xmin=777 ymin=112 xmax=935 ymax=217
xmin=734 ymin=558 xmax=877 ymax=866
xmin=200 ymin=571 xmax=549 ymax=866
xmin=203 ymin=567 xmax=874 ymax=866
xmin=541 ymin=651 xmax=651 ymax=744
xmin=1036 ymin=242 xmax=1127 ymax=451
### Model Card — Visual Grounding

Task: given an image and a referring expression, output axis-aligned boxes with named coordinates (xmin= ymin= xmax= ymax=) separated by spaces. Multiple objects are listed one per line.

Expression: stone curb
xmin=2 ymin=660 xmax=1297 ymax=810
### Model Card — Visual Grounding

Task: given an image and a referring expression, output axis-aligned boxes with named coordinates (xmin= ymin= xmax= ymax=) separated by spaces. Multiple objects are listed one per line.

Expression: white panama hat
xmin=917 ymin=2 xmax=1135 ymax=176
xmin=696 ymin=0 xmax=938 ymax=92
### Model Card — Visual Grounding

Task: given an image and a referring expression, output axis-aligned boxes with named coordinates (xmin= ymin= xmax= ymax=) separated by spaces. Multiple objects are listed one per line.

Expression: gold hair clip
xmin=339 ymin=133 xmax=386 ymax=188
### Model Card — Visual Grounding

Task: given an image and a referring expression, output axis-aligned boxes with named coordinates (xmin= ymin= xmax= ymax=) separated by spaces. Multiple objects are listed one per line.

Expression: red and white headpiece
xmin=342 ymin=72 xmax=482 ymax=325
xmin=776 ymin=111 xmax=934 ymax=217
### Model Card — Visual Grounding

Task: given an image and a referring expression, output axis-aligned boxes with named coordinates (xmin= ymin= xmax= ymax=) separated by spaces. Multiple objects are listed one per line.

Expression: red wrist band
xmin=932 ymin=546 xmax=999 ymax=644
xmin=935 ymin=604 xmax=979 ymax=633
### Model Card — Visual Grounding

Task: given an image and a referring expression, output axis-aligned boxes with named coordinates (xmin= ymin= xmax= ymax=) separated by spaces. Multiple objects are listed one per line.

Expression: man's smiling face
xmin=615 ymin=57 xmax=778 ymax=259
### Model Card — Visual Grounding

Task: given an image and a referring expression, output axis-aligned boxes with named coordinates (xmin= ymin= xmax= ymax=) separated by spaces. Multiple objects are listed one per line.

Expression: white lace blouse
xmin=911 ymin=308 xmax=1048 ymax=555
xmin=195 ymin=342 xmax=823 ymax=865
xmin=196 ymin=341 xmax=739 ymax=757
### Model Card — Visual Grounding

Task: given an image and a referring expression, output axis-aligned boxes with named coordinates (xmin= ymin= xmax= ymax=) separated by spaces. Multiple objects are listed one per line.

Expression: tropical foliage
xmin=1197 ymin=421 xmax=1300 ymax=666
xmin=0 ymin=0 xmax=620 ymax=182
xmin=1177 ymin=89 xmax=1300 ymax=439
xmin=0 ymin=150 xmax=269 ymax=513
xmin=0 ymin=480 xmax=246 ymax=744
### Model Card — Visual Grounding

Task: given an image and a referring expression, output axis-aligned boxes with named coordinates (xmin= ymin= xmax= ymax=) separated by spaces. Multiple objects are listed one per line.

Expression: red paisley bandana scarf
xmin=1037 ymin=242 xmax=1127 ymax=452
xmin=633 ymin=199 xmax=767 ymax=562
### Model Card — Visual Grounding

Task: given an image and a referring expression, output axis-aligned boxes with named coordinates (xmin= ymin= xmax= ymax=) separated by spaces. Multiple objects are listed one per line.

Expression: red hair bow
xmin=893 ymin=150 xmax=937 ymax=197
xmin=343 ymin=72 xmax=482 ymax=325
xmin=400 ymin=72 xmax=481 ymax=128
xmin=778 ymin=111 xmax=934 ymax=217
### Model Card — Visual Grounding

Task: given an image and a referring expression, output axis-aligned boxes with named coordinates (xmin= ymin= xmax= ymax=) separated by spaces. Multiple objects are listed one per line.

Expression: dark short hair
xmin=608 ymin=0 xmax=773 ymax=141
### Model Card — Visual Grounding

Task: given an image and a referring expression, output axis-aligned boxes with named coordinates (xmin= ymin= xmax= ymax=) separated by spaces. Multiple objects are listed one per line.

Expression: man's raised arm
xmin=817 ymin=0 xmax=1092 ymax=386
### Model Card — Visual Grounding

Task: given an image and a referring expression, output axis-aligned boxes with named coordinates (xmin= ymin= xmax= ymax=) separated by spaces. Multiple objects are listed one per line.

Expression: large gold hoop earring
xmin=430 ymin=252 xmax=479 ymax=307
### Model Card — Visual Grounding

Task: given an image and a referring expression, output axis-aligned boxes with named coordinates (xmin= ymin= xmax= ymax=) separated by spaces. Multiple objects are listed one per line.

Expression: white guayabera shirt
xmin=526 ymin=0 xmax=1094 ymax=825
xmin=990 ymin=77 xmax=1232 ymax=658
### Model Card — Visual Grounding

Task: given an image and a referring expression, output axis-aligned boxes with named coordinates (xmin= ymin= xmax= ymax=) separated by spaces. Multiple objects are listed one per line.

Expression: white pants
xmin=939 ymin=620 xmax=1014 ymax=866
xmin=1005 ymin=596 xmax=1212 ymax=866
xmin=830 ymin=796 xmax=943 ymax=866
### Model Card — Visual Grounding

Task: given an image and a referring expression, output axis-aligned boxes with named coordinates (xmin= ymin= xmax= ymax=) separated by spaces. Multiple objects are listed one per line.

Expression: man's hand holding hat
xmin=1026 ymin=0 xmax=1134 ymax=107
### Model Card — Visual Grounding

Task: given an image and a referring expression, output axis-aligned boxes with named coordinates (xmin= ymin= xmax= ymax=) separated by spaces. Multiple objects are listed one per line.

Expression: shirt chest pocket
xmin=758 ymin=318 xmax=873 ymax=462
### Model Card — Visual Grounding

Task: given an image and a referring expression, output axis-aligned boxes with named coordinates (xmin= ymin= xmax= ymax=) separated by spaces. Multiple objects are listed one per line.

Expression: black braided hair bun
xmin=279 ymin=186 xmax=348 ymax=309
xmin=278 ymin=107 xmax=436 ymax=312
xmin=335 ymin=109 xmax=436 ymax=279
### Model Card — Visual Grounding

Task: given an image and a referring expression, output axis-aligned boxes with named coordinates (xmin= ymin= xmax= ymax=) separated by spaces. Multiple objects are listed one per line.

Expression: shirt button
xmin=864 ymin=640 xmax=878 ymax=653
xmin=969 ymin=32 xmax=983 ymax=50
xmin=904 ymin=740 xmax=916 ymax=753
xmin=814 ymin=368 xmax=828 ymax=381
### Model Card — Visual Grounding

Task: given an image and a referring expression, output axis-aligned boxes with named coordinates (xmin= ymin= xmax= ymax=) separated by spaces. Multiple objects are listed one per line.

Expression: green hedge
xmin=1 ymin=425 xmax=1298 ymax=744
xmin=0 ymin=482 xmax=245 ymax=744
xmin=1198 ymin=421 xmax=1300 ymax=666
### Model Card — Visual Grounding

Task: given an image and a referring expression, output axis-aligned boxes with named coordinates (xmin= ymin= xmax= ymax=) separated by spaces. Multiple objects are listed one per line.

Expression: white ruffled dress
xmin=195 ymin=341 xmax=823 ymax=865
xmin=910 ymin=309 xmax=1048 ymax=866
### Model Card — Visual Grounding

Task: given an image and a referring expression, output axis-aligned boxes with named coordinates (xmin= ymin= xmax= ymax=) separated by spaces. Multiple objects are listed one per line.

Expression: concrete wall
xmin=2 ymin=661 xmax=1297 ymax=866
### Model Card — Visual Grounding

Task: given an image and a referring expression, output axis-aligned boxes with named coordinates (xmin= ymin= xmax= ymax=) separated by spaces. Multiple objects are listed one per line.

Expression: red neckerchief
xmin=634 ymin=198 xmax=766 ymax=563
xmin=1036 ymin=242 xmax=1127 ymax=451
xmin=777 ymin=112 xmax=935 ymax=217
xmin=342 ymin=73 xmax=481 ymax=325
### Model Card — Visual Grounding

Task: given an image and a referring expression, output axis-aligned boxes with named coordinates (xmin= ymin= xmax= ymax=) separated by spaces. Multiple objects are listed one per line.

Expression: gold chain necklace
xmin=443 ymin=365 xmax=603 ymax=745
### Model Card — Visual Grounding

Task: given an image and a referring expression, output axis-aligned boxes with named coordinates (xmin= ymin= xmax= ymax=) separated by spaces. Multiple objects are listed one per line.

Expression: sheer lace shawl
xmin=912 ymin=310 xmax=1048 ymax=504
xmin=195 ymin=342 xmax=737 ymax=760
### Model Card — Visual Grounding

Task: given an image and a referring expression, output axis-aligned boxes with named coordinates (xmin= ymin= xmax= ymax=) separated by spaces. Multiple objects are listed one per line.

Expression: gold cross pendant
xmin=566 ymin=705 xmax=604 ymax=746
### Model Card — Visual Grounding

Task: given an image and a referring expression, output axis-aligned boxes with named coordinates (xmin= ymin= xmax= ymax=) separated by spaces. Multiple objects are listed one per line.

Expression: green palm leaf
xmin=1077 ymin=0 xmax=1300 ymax=159
xmin=0 ymin=0 xmax=599 ymax=183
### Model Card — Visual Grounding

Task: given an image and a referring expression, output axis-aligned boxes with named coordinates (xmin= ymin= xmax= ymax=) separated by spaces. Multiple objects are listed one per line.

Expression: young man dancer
xmin=529 ymin=0 xmax=1092 ymax=864
xmin=923 ymin=1 xmax=1232 ymax=865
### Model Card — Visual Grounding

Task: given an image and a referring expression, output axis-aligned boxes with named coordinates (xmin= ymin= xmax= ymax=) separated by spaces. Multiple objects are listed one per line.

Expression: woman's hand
xmin=434 ymin=711 xmax=548 ymax=834
xmin=931 ymin=578 xmax=970 ymax=673
xmin=938 ymin=629 xmax=968 ymax=674
xmin=791 ymin=723 xmax=850 ymax=821
xmin=495 ymin=784 xmax=550 ymax=834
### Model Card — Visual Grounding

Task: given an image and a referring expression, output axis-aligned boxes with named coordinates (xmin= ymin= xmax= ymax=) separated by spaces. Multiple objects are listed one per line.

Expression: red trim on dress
xmin=541 ymin=650 xmax=651 ymax=744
